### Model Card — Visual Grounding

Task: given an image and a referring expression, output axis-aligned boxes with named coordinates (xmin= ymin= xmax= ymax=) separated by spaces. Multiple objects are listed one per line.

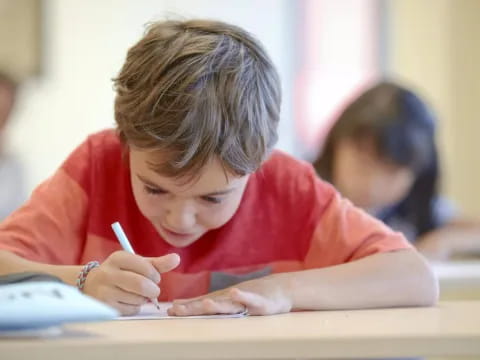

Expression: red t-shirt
xmin=0 ymin=130 xmax=411 ymax=300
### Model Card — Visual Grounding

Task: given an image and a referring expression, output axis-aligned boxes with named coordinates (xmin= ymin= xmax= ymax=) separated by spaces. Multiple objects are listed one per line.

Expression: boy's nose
xmin=166 ymin=208 xmax=196 ymax=232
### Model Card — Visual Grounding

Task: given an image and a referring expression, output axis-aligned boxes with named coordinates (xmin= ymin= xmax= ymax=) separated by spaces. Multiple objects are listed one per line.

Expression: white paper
xmin=116 ymin=302 xmax=247 ymax=320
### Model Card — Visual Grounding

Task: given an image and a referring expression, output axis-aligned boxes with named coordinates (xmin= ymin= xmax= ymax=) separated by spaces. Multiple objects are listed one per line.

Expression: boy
xmin=0 ymin=20 xmax=437 ymax=316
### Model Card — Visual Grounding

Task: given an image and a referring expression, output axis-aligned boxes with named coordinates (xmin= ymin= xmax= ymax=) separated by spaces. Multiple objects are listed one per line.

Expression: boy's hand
xmin=83 ymin=251 xmax=180 ymax=315
xmin=167 ymin=274 xmax=292 ymax=316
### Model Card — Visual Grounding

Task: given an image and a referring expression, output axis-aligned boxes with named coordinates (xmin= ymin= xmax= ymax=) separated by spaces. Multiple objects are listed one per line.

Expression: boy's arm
xmin=287 ymin=181 xmax=437 ymax=310
xmin=0 ymin=248 xmax=181 ymax=316
xmin=0 ymin=135 xmax=95 ymax=267
xmin=167 ymin=249 xmax=437 ymax=316
xmin=0 ymin=249 xmax=81 ymax=285
xmin=0 ymin=167 xmax=88 ymax=266
xmin=284 ymin=248 xmax=437 ymax=310
xmin=0 ymin=164 xmax=89 ymax=285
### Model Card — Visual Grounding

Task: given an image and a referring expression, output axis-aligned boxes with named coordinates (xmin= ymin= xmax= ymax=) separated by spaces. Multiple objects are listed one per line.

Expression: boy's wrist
xmin=271 ymin=269 xmax=331 ymax=311
xmin=76 ymin=261 xmax=100 ymax=291
xmin=271 ymin=272 xmax=298 ymax=310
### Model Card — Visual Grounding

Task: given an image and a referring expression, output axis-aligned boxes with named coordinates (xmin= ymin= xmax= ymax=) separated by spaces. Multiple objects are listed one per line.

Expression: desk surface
xmin=433 ymin=261 xmax=480 ymax=300
xmin=433 ymin=260 xmax=480 ymax=282
xmin=2 ymin=301 xmax=480 ymax=360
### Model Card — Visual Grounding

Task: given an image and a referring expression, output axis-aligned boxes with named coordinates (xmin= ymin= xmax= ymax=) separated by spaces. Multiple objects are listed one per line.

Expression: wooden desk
xmin=433 ymin=261 xmax=480 ymax=300
xmin=1 ymin=301 xmax=480 ymax=360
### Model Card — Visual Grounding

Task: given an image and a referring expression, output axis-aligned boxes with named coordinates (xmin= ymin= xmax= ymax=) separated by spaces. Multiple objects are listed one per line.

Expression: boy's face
xmin=129 ymin=149 xmax=250 ymax=248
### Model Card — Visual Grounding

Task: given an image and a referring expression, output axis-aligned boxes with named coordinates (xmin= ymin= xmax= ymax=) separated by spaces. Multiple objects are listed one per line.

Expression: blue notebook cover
xmin=0 ymin=281 xmax=118 ymax=330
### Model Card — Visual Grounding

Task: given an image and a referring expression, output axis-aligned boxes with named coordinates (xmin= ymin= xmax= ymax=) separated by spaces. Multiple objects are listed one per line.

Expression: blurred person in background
xmin=313 ymin=81 xmax=480 ymax=261
xmin=0 ymin=71 xmax=25 ymax=220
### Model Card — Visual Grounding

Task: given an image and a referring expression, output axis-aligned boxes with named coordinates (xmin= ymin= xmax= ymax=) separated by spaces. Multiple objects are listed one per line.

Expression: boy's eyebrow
xmin=136 ymin=174 xmax=237 ymax=196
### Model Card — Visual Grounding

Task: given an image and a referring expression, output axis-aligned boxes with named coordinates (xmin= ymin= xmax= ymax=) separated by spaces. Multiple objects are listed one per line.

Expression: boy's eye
xmin=202 ymin=196 xmax=222 ymax=204
xmin=144 ymin=185 xmax=166 ymax=195
xmin=142 ymin=184 xmax=222 ymax=203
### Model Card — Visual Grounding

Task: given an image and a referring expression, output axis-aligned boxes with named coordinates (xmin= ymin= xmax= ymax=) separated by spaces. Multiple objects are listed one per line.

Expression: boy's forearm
xmin=0 ymin=250 xmax=81 ymax=286
xmin=277 ymin=249 xmax=438 ymax=310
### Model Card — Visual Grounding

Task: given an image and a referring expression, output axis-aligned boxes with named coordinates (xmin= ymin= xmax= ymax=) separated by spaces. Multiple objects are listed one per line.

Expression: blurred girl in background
xmin=314 ymin=82 xmax=480 ymax=261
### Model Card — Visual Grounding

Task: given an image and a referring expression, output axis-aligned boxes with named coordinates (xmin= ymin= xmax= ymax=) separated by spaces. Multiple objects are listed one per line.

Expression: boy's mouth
xmin=157 ymin=224 xmax=201 ymax=248
xmin=160 ymin=225 xmax=195 ymax=238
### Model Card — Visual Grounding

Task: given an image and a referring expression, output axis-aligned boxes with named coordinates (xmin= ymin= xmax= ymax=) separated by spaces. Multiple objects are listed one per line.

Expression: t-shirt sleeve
xmin=303 ymin=169 xmax=413 ymax=268
xmin=0 ymin=139 xmax=91 ymax=265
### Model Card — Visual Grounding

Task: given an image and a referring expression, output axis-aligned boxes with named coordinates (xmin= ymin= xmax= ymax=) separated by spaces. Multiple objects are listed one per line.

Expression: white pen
xmin=111 ymin=221 xmax=161 ymax=310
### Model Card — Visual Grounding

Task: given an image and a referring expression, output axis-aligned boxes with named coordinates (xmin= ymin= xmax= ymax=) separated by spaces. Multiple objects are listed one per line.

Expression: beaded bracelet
xmin=76 ymin=260 xmax=100 ymax=291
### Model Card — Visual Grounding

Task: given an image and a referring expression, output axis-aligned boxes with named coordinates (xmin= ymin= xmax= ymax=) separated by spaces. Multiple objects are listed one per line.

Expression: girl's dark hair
xmin=313 ymin=81 xmax=439 ymax=236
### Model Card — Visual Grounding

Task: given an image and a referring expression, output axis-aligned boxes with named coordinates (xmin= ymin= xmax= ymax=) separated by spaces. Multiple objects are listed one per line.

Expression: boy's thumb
xmin=149 ymin=253 xmax=181 ymax=273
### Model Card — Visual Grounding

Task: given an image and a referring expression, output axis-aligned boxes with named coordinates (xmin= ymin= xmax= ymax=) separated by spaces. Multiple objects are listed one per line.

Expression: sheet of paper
xmin=116 ymin=302 xmax=247 ymax=320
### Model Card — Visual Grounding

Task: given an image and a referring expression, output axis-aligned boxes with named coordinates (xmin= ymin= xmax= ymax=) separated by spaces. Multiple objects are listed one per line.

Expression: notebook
xmin=0 ymin=279 xmax=118 ymax=331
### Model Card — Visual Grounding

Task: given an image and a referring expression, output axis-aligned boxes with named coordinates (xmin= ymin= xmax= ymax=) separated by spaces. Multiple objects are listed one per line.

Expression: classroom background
xmin=1 ymin=0 xmax=479 ymax=218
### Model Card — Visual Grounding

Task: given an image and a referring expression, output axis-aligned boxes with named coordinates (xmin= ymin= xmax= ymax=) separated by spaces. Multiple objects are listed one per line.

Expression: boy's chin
xmin=155 ymin=226 xmax=203 ymax=248
xmin=163 ymin=235 xmax=200 ymax=248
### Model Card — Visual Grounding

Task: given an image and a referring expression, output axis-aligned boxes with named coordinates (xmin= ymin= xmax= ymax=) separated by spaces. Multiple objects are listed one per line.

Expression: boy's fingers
xmin=230 ymin=288 xmax=266 ymax=315
xmin=202 ymin=298 xmax=245 ymax=315
xmin=168 ymin=298 xmax=243 ymax=316
xmin=167 ymin=304 xmax=180 ymax=316
xmin=149 ymin=253 xmax=181 ymax=273
xmin=111 ymin=301 xmax=142 ymax=316
xmin=171 ymin=289 xmax=231 ymax=306
xmin=109 ymin=251 xmax=160 ymax=283
xmin=168 ymin=301 xmax=201 ymax=316
xmin=171 ymin=294 xmax=211 ymax=305
xmin=114 ymin=270 xmax=160 ymax=299
xmin=171 ymin=298 xmax=196 ymax=306
xmin=170 ymin=300 xmax=210 ymax=316
xmin=109 ymin=286 xmax=149 ymax=306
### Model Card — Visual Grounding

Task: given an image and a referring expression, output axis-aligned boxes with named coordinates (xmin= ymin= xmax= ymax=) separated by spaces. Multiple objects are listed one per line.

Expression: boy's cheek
xmin=211 ymin=200 xmax=242 ymax=224
xmin=197 ymin=207 xmax=236 ymax=230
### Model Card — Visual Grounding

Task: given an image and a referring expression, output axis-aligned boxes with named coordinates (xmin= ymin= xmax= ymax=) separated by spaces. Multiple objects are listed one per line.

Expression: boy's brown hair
xmin=113 ymin=19 xmax=281 ymax=179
